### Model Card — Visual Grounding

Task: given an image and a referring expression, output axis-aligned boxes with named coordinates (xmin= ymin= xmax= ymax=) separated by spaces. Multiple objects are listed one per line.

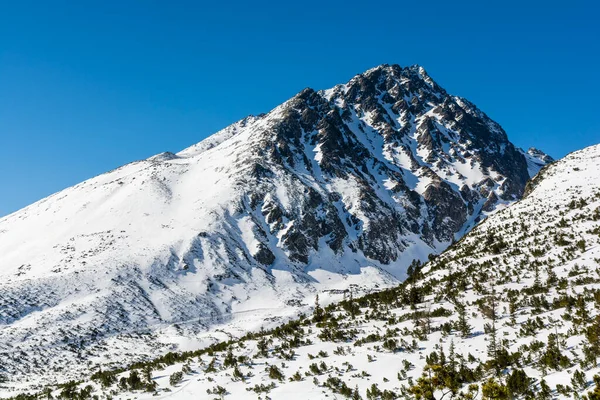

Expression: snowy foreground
xmin=7 ymin=144 xmax=600 ymax=399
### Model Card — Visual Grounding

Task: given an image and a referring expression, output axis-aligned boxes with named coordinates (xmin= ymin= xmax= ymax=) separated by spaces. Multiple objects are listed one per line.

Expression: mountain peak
xmin=527 ymin=146 xmax=554 ymax=163
xmin=359 ymin=63 xmax=430 ymax=79
xmin=0 ymin=64 xmax=552 ymax=390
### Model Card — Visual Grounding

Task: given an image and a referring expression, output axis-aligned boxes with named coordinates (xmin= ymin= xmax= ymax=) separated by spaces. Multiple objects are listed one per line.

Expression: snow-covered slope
xmin=33 ymin=143 xmax=600 ymax=400
xmin=0 ymin=64 xmax=548 ymax=391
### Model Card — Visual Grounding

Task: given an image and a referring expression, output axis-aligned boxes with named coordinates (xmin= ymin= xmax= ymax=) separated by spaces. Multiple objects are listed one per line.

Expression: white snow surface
xmin=0 ymin=64 xmax=549 ymax=393
xmin=25 ymin=143 xmax=600 ymax=400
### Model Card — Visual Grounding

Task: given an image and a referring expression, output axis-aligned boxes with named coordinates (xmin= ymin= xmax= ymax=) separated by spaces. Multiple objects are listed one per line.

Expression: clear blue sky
xmin=1 ymin=1 xmax=598 ymax=217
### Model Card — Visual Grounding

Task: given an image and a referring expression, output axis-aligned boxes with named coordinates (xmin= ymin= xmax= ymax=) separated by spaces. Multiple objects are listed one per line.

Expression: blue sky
xmin=1 ymin=1 xmax=598 ymax=217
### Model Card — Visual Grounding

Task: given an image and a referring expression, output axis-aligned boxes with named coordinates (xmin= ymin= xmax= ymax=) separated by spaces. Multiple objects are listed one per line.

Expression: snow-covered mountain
xmin=520 ymin=147 xmax=555 ymax=177
xmin=0 ymin=64 xmax=549 ymax=390
xmin=14 ymin=144 xmax=600 ymax=399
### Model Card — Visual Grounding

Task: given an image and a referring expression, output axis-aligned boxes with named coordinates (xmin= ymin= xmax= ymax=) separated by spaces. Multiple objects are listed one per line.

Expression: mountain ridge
xmin=0 ymin=63 xmax=550 ymax=390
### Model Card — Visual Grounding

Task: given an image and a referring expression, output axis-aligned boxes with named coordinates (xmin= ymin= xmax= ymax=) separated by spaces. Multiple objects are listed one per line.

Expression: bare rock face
xmin=232 ymin=64 xmax=545 ymax=262
xmin=0 ymin=63 xmax=551 ymax=385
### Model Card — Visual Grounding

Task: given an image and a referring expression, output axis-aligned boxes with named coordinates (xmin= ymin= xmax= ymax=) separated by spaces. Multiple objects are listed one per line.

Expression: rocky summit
xmin=0 ymin=64 xmax=550 ymax=390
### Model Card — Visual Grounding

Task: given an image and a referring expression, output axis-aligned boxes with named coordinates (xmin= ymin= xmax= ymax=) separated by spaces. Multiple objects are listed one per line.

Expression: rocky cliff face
xmin=208 ymin=64 xmax=542 ymax=265
xmin=0 ymin=64 xmax=549 ymax=387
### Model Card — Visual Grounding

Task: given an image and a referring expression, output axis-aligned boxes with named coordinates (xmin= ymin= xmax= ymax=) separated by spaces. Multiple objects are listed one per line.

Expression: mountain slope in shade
xmin=0 ymin=64 xmax=548 ymax=388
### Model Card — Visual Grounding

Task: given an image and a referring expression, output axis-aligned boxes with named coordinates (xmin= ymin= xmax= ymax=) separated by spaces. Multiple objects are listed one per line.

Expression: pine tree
xmin=576 ymin=294 xmax=591 ymax=326
xmin=257 ymin=337 xmax=269 ymax=358
xmin=232 ymin=365 xmax=244 ymax=381
xmin=142 ymin=366 xmax=157 ymax=392
xmin=481 ymin=378 xmax=508 ymax=399
xmin=583 ymin=375 xmax=600 ymax=400
xmin=540 ymin=333 xmax=569 ymax=370
xmin=169 ymin=371 xmax=183 ymax=386
xmin=127 ymin=370 xmax=143 ymax=391
xmin=486 ymin=284 xmax=500 ymax=375
xmin=572 ymin=369 xmax=587 ymax=391
xmin=352 ymin=385 xmax=362 ymax=400
xmin=223 ymin=348 xmax=237 ymax=368
xmin=348 ymin=290 xmax=356 ymax=319
xmin=585 ymin=315 xmax=600 ymax=367
xmin=448 ymin=340 xmax=457 ymax=374
xmin=407 ymin=364 xmax=455 ymax=400
xmin=538 ymin=379 xmax=552 ymax=400
xmin=506 ymin=369 xmax=531 ymax=398
xmin=313 ymin=294 xmax=324 ymax=322
xmin=456 ymin=302 xmax=472 ymax=338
